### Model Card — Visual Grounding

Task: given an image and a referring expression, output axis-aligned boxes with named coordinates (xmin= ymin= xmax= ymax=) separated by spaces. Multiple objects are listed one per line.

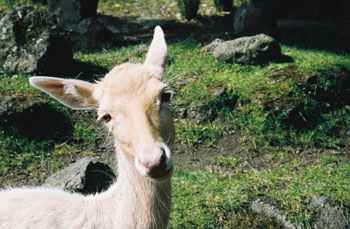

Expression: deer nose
xmin=139 ymin=147 xmax=168 ymax=177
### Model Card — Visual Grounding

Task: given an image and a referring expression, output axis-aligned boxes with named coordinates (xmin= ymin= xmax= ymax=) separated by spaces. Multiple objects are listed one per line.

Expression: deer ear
xmin=144 ymin=26 xmax=168 ymax=79
xmin=29 ymin=77 xmax=97 ymax=110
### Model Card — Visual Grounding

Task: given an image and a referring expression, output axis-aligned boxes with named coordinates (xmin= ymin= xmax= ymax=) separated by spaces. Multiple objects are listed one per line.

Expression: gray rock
xmin=48 ymin=0 xmax=99 ymax=29
xmin=201 ymin=38 xmax=225 ymax=53
xmin=233 ymin=3 xmax=279 ymax=38
xmin=0 ymin=96 xmax=20 ymax=116
xmin=251 ymin=199 xmax=300 ymax=229
xmin=255 ymin=65 xmax=315 ymax=115
xmin=44 ymin=157 xmax=115 ymax=195
xmin=309 ymin=195 xmax=348 ymax=229
xmin=74 ymin=17 xmax=112 ymax=39
xmin=213 ymin=33 xmax=282 ymax=65
xmin=179 ymin=86 xmax=237 ymax=123
xmin=0 ymin=94 xmax=73 ymax=142
xmin=0 ymin=6 xmax=73 ymax=74
xmin=96 ymin=15 xmax=125 ymax=34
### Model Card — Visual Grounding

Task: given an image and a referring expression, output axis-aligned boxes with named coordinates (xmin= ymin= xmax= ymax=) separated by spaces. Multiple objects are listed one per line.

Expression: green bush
xmin=213 ymin=0 xmax=233 ymax=12
xmin=177 ymin=0 xmax=201 ymax=20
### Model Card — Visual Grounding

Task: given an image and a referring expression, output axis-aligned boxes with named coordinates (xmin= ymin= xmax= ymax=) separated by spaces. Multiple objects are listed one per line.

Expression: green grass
xmin=0 ymin=71 xmax=101 ymax=181
xmin=1 ymin=36 xmax=350 ymax=226
xmin=170 ymin=155 xmax=350 ymax=228
xmin=1 ymin=1 xmax=350 ymax=227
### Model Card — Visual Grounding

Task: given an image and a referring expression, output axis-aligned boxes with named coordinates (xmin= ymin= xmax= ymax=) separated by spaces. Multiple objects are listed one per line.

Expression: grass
xmin=171 ymin=155 xmax=350 ymax=228
xmin=1 ymin=0 xmax=350 ymax=227
xmin=74 ymin=39 xmax=350 ymax=227
xmin=1 ymin=35 xmax=350 ymax=227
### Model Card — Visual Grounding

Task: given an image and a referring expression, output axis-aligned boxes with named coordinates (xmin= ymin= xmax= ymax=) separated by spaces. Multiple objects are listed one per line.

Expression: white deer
xmin=0 ymin=26 xmax=175 ymax=229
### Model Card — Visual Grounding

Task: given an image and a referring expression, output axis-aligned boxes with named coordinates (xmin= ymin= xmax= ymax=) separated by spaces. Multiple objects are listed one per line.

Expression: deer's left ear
xmin=29 ymin=76 xmax=97 ymax=110
xmin=144 ymin=26 xmax=168 ymax=80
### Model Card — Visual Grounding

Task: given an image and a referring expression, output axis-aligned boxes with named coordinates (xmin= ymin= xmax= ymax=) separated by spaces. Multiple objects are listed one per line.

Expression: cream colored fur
xmin=0 ymin=26 xmax=174 ymax=229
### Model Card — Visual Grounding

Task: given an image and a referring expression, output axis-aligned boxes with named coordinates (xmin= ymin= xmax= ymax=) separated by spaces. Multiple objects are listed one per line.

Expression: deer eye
xmin=161 ymin=92 xmax=172 ymax=103
xmin=98 ymin=113 xmax=112 ymax=123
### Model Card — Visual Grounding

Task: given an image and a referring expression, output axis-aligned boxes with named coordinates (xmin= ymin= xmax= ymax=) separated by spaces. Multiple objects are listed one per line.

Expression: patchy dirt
xmin=173 ymin=128 xmax=350 ymax=175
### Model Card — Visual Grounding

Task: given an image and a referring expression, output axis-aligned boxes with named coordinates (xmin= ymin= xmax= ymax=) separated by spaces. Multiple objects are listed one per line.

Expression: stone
xmin=74 ymin=17 xmax=112 ymax=40
xmin=309 ymin=195 xmax=348 ymax=229
xmin=253 ymin=66 xmax=315 ymax=119
xmin=48 ymin=0 xmax=99 ymax=29
xmin=44 ymin=157 xmax=115 ymax=195
xmin=213 ymin=33 xmax=282 ymax=65
xmin=96 ymin=15 xmax=125 ymax=34
xmin=267 ymin=65 xmax=316 ymax=86
xmin=233 ymin=3 xmax=279 ymax=38
xmin=0 ymin=95 xmax=73 ymax=142
xmin=0 ymin=6 xmax=73 ymax=74
xmin=131 ymin=44 xmax=149 ymax=56
xmin=180 ymin=86 xmax=238 ymax=123
xmin=201 ymin=38 xmax=225 ymax=53
xmin=251 ymin=199 xmax=300 ymax=229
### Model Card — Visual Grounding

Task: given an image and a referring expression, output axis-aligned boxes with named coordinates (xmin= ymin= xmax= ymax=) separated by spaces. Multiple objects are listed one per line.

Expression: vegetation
xmin=177 ymin=0 xmax=201 ymax=19
xmin=1 ymin=0 xmax=350 ymax=227
xmin=213 ymin=0 xmax=233 ymax=12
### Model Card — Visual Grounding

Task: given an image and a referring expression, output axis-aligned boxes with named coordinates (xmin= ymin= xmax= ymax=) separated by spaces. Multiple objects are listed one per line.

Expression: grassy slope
xmin=1 ymin=0 xmax=350 ymax=227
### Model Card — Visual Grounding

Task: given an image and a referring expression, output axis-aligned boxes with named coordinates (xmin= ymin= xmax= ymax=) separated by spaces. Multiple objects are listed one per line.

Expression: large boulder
xmin=233 ymin=3 xmax=279 ymax=38
xmin=0 ymin=6 xmax=73 ymax=74
xmin=213 ymin=33 xmax=282 ymax=65
xmin=44 ymin=157 xmax=115 ymax=195
xmin=48 ymin=0 xmax=99 ymax=29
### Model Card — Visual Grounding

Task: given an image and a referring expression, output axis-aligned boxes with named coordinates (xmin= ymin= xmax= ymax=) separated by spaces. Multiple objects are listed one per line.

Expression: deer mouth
xmin=149 ymin=165 xmax=174 ymax=181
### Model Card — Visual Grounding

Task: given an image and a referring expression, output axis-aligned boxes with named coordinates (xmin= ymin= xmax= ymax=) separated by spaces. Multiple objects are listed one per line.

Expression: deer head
xmin=30 ymin=26 xmax=175 ymax=182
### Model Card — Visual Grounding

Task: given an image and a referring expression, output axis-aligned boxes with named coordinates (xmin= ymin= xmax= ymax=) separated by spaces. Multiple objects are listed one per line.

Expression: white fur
xmin=0 ymin=26 xmax=173 ymax=229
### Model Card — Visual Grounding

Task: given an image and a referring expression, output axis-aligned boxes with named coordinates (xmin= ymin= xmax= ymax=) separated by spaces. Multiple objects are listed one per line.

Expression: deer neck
xmin=104 ymin=147 xmax=172 ymax=228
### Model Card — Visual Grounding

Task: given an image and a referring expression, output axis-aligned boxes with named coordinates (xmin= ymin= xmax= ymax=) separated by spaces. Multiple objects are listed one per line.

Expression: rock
xmin=124 ymin=45 xmax=148 ymax=61
xmin=213 ymin=34 xmax=282 ymax=65
xmin=0 ymin=6 xmax=73 ymax=74
xmin=180 ymin=86 xmax=238 ymax=123
xmin=44 ymin=157 xmax=115 ymax=195
xmin=201 ymin=38 xmax=225 ymax=53
xmin=96 ymin=15 xmax=126 ymax=34
xmin=251 ymin=199 xmax=300 ymax=229
xmin=233 ymin=3 xmax=279 ymax=38
xmin=48 ymin=0 xmax=99 ymax=29
xmin=74 ymin=17 xmax=112 ymax=39
xmin=0 ymin=95 xmax=73 ymax=142
xmin=309 ymin=195 xmax=348 ymax=229
xmin=255 ymin=65 xmax=316 ymax=115
xmin=0 ymin=96 xmax=22 ymax=117
xmin=267 ymin=65 xmax=316 ymax=86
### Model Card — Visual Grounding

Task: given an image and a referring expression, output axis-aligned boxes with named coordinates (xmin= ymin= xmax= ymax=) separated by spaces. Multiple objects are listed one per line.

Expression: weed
xmin=1 ymin=2 xmax=350 ymax=227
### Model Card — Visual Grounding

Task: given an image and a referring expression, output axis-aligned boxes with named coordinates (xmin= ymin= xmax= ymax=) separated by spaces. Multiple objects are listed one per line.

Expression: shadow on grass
xmin=67 ymin=14 xmax=350 ymax=55
xmin=0 ymin=102 xmax=74 ymax=143
xmin=39 ymin=59 xmax=109 ymax=82
xmin=284 ymin=66 xmax=350 ymax=131
xmin=278 ymin=20 xmax=350 ymax=53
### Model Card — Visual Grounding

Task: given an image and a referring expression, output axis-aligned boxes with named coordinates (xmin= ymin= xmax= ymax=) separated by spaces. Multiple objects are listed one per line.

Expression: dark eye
xmin=100 ymin=113 xmax=112 ymax=123
xmin=161 ymin=92 xmax=171 ymax=103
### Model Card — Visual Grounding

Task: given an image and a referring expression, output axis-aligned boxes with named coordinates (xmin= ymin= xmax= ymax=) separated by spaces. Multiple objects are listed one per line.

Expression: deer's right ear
xmin=29 ymin=77 xmax=97 ymax=110
xmin=144 ymin=26 xmax=168 ymax=80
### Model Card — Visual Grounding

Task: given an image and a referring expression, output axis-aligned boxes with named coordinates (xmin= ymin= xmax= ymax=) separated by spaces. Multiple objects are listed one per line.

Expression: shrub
xmin=213 ymin=0 xmax=233 ymax=12
xmin=177 ymin=0 xmax=201 ymax=20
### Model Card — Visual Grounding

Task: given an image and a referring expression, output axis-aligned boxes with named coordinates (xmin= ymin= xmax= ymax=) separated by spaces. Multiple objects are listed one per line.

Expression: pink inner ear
xmin=35 ymin=80 xmax=66 ymax=96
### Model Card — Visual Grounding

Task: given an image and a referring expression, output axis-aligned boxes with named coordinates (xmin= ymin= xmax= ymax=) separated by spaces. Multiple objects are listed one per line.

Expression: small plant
xmin=213 ymin=0 xmax=233 ymax=12
xmin=177 ymin=0 xmax=201 ymax=20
